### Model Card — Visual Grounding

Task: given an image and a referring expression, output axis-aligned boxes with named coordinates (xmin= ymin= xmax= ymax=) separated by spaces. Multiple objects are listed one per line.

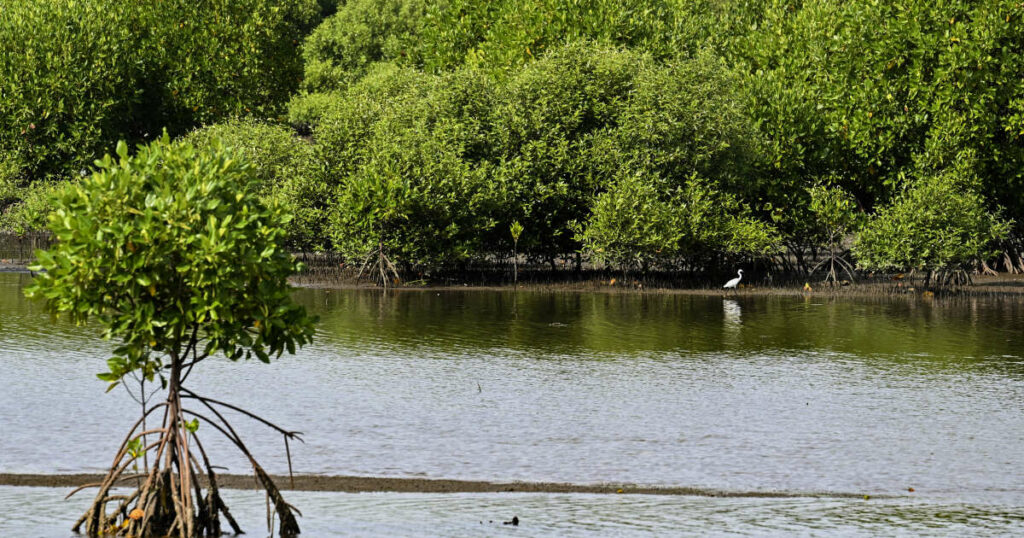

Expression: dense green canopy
xmin=855 ymin=160 xmax=1011 ymax=275
xmin=3 ymin=0 xmax=1022 ymax=277
xmin=0 ymin=0 xmax=323 ymax=186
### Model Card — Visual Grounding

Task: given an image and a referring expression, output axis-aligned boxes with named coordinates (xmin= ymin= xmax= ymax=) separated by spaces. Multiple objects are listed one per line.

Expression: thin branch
xmin=355 ymin=251 xmax=373 ymax=280
xmin=83 ymin=438 xmax=161 ymax=532
xmin=121 ymin=372 xmax=143 ymax=405
xmin=64 ymin=465 xmax=155 ymax=499
xmin=106 ymin=402 xmax=168 ymax=470
xmin=179 ymin=323 xmax=205 ymax=384
xmin=285 ymin=435 xmax=295 ymax=489
xmin=180 ymin=387 xmax=303 ymax=441
xmin=181 ymin=324 xmax=200 ymax=360
xmin=180 ymin=408 xmax=250 ymax=457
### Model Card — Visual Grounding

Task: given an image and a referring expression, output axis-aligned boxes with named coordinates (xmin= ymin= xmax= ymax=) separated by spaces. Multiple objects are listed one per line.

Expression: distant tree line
xmin=2 ymin=0 xmax=1021 ymax=282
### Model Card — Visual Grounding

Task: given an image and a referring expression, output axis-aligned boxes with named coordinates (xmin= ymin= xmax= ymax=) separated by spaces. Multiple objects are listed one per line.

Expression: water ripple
xmin=1 ymin=487 xmax=1021 ymax=536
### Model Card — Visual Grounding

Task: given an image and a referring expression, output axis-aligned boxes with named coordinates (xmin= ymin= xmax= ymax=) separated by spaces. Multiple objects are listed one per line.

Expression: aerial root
xmin=355 ymin=242 xmax=400 ymax=288
xmin=72 ymin=389 xmax=301 ymax=536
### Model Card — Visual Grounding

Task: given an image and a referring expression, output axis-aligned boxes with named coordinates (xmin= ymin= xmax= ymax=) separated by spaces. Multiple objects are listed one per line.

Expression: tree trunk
xmin=512 ymin=242 xmax=518 ymax=285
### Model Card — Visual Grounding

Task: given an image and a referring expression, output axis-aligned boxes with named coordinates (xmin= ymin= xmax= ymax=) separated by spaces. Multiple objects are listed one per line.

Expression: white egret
xmin=723 ymin=269 xmax=743 ymax=290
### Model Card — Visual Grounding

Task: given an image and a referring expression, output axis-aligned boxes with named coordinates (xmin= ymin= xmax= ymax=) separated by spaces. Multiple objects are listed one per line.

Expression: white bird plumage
xmin=723 ymin=269 xmax=743 ymax=289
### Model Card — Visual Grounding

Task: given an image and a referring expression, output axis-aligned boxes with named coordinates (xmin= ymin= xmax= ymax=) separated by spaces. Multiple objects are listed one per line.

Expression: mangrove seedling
xmin=26 ymin=134 xmax=316 ymax=536
xmin=510 ymin=221 xmax=523 ymax=284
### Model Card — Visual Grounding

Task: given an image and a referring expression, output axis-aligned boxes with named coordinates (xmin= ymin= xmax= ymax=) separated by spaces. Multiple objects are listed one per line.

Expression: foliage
xmin=485 ymin=43 xmax=645 ymax=262
xmin=307 ymin=42 xmax=764 ymax=272
xmin=287 ymin=90 xmax=345 ymax=132
xmin=488 ymin=45 xmax=762 ymax=263
xmin=729 ymin=0 xmax=1024 ymax=217
xmin=576 ymin=173 xmax=681 ymax=271
xmin=0 ymin=0 xmax=149 ymax=180
xmin=806 ymin=183 xmax=862 ymax=282
xmin=578 ymin=173 xmax=778 ymax=271
xmin=0 ymin=180 xmax=68 ymax=235
xmin=144 ymin=0 xmax=323 ymax=133
xmin=918 ymin=0 xmax=1024 ymax=225
xmin=318 ymin=66 xmax=497 ymax=269
xmin=0 ymin=0 xmax=322 ymax=182
xmin=313 ymin=63 xmax=442 ymax=177
xmin=301 ymin=0 xmax=428 ymax=92
xmin=330 ymin=143 xmax=490 ymax=273
xmin=300 ymin=0 xmax=705 ymax=90
xmin=26 ymin=134 xmax=315 ymax=370
xmin=417 ymin=0 xmax=687 ymax=74
xmin=602 ymin=50 xmax=760 ymax=194
xmin=183 ymin=119 xmax=329 ymax=251
xmin=6 ymin=0 xmax=1024 ymax=281
xmin=808 ymin=184 xmax=861 ymax=247
xmin=0 ymin=151 xmax=24 ymax=212
xmin=509 ymin=221 xmax=524 ymax=243
xmin=183 ymin=120 xmax=308 ymax=198
xmin=853 ymin=162 xmax=1011 ymax=274
xmin=510 ymin=220 xmax=524 ymax=282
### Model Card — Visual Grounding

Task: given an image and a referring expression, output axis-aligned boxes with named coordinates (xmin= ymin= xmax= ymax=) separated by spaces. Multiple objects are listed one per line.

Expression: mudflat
xmin=0 ymin=473 xmax=876 ymax=498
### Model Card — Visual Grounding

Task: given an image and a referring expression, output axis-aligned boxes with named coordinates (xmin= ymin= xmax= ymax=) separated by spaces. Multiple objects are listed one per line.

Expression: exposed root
xmin=808 ymin=249 xmax=857 ymax=285
xmin=356 ymin=241 xmax=400 ymax=289
xmin=254 ymin=461 xmax=301 ymax=535
xmin=73 ymin=372 xmax=302 ymax=536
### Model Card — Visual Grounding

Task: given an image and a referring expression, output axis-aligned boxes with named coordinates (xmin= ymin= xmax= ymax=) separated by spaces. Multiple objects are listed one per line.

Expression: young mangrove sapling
xmin=26 ymin=134 xmax=316 ymax=536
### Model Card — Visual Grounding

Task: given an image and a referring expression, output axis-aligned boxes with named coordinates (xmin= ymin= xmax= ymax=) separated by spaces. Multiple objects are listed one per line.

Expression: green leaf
xmin=27 ymin=133 xmax=315 ymax=391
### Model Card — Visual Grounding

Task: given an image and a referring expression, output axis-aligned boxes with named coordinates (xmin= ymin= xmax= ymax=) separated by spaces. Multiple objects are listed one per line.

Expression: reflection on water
xmin=1 ymin=273 xmax=1023 ymax=533
xmin=294 ymin=286 xmax=1024 ymax=364
xmin=722 ymin=299 xmax=741 ymax=346
xmin=722 ymin=298 xmax=742 ymax=325
xmin=6 ymin=271 xmax=1024 ymax=365
xmin=1 ymin=487 xmax=1022 ymax=537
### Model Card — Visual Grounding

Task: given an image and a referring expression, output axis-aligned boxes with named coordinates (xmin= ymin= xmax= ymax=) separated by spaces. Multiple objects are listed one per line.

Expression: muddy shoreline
xmin=0 ymin=473 xmax=884 ymax=498
xmin=289 ymin=273 xmax=1024 ymax=298
xmin=7 ymin=261 xmax=1024 ymax=297
xmin=0 ymin=263 xmax=29 ymax=273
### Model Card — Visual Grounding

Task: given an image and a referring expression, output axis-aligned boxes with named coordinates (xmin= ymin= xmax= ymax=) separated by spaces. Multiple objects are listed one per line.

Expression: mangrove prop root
xmin=73 ymin=385 xmax=302 ymax=536
xmin=192 ymin=432 xmax=241 ymax=535
xmin=254 ymin=461 xmax=301 ymax=535
xmin=355 ymin=243 xmax=400 ymax=288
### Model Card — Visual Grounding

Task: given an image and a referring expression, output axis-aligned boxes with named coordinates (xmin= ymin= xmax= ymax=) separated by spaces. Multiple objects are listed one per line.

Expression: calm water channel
xmin=1 ymin=272 xmax=1022 ymax=534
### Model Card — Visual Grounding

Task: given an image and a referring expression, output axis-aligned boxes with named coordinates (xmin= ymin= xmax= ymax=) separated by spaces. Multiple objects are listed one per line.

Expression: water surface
xmin=1 ymin=273 xmax=1022 ymax=533
xmin=2 ymin=486 xmax=1021 ymax=537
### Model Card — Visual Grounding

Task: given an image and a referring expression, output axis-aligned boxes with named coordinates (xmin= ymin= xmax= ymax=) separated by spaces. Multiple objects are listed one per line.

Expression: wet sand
xmin=0 ymin=473 xmax=881 ymax=498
